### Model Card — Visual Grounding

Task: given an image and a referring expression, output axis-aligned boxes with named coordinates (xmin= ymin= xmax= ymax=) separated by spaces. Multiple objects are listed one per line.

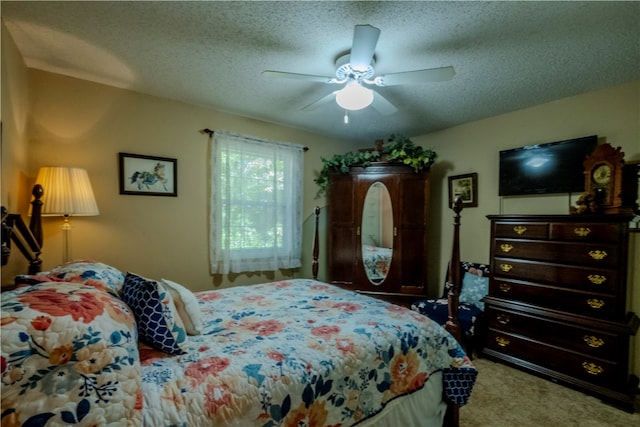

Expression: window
xmin=210 ymin=131 xmax=304 ymax=273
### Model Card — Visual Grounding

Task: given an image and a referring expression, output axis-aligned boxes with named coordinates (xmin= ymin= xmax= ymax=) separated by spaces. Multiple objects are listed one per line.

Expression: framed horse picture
xmin=119 ymin=153 xmax=177 ymax=196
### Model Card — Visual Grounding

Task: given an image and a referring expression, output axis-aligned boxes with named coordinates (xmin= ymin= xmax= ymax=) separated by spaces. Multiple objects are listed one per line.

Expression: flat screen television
xmin=499 ymin=135 xmax=598 ymax=196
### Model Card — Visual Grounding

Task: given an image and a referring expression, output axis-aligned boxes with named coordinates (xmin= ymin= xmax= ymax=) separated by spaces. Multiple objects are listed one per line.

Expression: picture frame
xmin=448 ymin=172 xmax=478 ymax=207
xmin=119 ymin=152 xmax=177 ymax=196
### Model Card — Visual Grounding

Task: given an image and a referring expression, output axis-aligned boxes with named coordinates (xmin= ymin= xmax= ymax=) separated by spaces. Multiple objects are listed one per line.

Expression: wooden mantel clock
xmin=582 ymin=143 xmax=638 ymax=214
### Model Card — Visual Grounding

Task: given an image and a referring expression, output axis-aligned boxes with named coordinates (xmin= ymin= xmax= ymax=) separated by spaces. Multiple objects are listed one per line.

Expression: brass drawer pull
xmin=588 ymin=250 xmax=607 ymax=260
xmin=583 ymin=335 xmax=605 ymax=348
xmin=587 ymin=275 xmax=607 ymax=285
xmin=587 ymin=299 xmax=605 ymax=309
xmin=574 ymin=227 xmax=591 ymax=237
xmin=356 ymin=226 xmax=361 ymax=236
xmin=499 ymin=283 xmax=512 ymax=293
xmin=496 ymin=336 xmax=510 ymax=347
xmin=582 ymin=362 xmax=604 ymax=376
xmin=513 ymin=225 xmax=527 ymax=235
xmin=500 ymin=264 xmax=513 ymax=272
xmin=500 ymin=244 xmax=514 ymax=253
xmin=497 ymin=314 xmax=511 ymax=325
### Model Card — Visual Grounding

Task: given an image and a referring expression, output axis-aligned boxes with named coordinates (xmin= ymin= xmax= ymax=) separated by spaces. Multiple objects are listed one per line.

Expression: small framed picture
xmin=448 ymin=172 xmax=478 ymax=207
xmin=119 ymin=152 xmax=177 ymax=196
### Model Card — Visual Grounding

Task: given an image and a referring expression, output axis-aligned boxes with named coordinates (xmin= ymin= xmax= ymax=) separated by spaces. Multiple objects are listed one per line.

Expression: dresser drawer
xmin=549 ymin=222 xmax=623 ymax=243
xmin=489 ymin=279 xmax=620 ymax=320
xmin=485 ymin=307 xmax=623 ymax=361
xmin=493 ymin=222 xmax=548 ymax=239
xmin=493 ymin=239 xmax=620 ymax=267
xmin=493 ymin=258 xmax=619 ymax=292
xmin=485 ymin=329 xmax=625 ymax=389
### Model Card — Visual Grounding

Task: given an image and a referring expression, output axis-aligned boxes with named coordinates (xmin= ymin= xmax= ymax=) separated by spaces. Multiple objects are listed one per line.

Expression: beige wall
xmin=1 ymin=23 xmax=30 ymax=212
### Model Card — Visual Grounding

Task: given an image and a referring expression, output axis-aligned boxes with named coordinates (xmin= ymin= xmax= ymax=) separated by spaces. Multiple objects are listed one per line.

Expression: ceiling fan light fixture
xmin=335 ymin=82 xmax=374 ymax=111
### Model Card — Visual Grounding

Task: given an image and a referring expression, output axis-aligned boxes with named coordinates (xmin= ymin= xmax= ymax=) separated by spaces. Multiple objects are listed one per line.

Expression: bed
xmin=1 ymin=189 xmax=475 ymax=427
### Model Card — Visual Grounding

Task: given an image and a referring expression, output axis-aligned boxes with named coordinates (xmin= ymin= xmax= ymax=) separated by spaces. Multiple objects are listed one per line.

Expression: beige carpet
xmin=460 ymin=358 xmax=640 ymax=427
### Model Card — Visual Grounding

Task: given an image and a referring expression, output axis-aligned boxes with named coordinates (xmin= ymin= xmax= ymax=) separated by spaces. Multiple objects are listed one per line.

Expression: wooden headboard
xmin=1 ymin=185 xmax=44 ymax=275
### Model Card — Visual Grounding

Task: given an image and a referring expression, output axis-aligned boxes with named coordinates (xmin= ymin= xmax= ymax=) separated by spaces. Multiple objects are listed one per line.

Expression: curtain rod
xmin=200 ymin=128 xmax=308 ymax=151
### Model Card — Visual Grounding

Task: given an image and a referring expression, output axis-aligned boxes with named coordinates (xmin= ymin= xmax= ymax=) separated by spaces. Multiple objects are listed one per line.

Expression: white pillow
xmin=161 ymin=279 xmax=203 ymax=335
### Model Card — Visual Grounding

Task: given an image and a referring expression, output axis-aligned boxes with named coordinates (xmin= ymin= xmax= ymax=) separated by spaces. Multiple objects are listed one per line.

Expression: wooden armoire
xmin=327 ymin=163 xmax=431 ymax=307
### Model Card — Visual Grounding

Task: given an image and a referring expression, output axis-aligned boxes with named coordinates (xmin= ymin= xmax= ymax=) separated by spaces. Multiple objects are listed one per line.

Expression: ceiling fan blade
xmin=377 ymin=66 xmax=455 ymax=86
xmin=301 ymin=91 xmax=337 ymax=111
xmin=350 ymin=25 xmax=381 ymax=71
xmin=371 ymin=91 xmax=397 ymax=115
xmin=262 ymin=70 xmax=335 ymax=84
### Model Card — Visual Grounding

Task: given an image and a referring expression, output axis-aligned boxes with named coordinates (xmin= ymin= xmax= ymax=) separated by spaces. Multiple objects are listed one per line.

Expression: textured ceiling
xmin=3 ymin=1 xmax=640 ymax=144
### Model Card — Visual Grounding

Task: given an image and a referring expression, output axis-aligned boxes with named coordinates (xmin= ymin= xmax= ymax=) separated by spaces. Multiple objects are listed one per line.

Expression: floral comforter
xmin=138 ymin=279 xmax=476 ymax=426
xmin=1 ymin=282 xmax=142 ymax=426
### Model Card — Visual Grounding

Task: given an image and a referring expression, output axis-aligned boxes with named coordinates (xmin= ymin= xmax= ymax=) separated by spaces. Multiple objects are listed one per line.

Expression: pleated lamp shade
xmin=34 ymin=167 xmax=99 ymax=216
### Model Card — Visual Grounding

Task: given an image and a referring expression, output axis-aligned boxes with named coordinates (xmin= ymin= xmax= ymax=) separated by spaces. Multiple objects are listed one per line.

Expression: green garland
xmin=315 ymin=134 xmax=437 ymax=196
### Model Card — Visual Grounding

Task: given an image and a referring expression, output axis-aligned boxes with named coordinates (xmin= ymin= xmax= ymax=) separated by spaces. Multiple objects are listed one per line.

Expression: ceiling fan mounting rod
xmin=335 ymin=55 xmax=375 ymax=83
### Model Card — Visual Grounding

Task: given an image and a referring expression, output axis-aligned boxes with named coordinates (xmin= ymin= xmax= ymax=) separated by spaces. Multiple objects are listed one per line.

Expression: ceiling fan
xmin=262 ymin=24 xmax=455 ymax=116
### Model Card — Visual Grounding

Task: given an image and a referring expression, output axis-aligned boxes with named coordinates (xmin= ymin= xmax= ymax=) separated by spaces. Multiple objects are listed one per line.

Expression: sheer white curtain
xmin=210 ymin=131 xmax=304 ymax=274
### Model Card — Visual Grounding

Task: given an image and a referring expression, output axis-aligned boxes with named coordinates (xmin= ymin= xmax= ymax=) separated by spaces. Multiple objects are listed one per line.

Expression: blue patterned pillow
xmin=459 ymin=270 xmax=489 ymax=311
xmin=38 ymin=260 xmax=126 ymax=296
xmin=121 ymin=272 xmax=187 ymax=354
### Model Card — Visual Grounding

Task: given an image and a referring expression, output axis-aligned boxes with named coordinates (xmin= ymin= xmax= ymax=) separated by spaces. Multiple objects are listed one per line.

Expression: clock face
xmin=592 ymin=164 xmax=612 ymax=185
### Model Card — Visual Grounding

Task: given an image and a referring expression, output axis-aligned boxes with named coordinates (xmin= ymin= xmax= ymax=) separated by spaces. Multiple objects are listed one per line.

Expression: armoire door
xmin=352 ymin=172 xmax=399 ymax=293
xmin=396 ymin=170 xmax=430 ymax=293
xmin=327 ymin=172 xmax=357 ymax=286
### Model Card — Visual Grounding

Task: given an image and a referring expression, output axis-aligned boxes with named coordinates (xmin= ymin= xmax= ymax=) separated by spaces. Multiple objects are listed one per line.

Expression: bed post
xmin=0 ymin=185 xmax=44 ymax=275
xmin=312 ymin=206 xmax=320 ymax=280
xmin=444 ymin=196 xmax=463 ymax=342
xmin=29 ymin=184 xmax=44 ymax=248
xmin=443 ymin=196 xmax=463 ymax=427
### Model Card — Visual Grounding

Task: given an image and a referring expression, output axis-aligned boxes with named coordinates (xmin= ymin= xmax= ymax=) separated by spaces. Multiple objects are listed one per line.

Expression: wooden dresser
xmin=327 ymin=163 xmax=431 ymax=307
xmin=483 ymin=214 xmax=639 ymax=411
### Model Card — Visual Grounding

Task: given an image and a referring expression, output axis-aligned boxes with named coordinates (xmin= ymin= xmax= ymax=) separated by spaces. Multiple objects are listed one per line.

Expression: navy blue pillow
xmin=120 ymin=272 xmax=187 ymax=355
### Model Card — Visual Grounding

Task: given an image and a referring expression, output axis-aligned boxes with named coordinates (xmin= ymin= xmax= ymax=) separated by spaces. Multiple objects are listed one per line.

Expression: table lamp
xmin=34 ymin=166 xmax=99 ymax=262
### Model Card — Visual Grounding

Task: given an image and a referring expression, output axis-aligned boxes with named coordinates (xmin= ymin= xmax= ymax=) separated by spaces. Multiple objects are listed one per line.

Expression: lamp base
xmin=62 ymin=215 xmax=71 ymax=263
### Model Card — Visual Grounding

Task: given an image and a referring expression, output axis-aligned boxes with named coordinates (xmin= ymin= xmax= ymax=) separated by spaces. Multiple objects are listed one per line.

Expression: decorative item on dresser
xmin=327 ymin=162 xmax=431 ymax=307
xmin=483 ymin=214 xmax=639 ymax=412
xmin=575 ymin=142 xmax=639 ymax=215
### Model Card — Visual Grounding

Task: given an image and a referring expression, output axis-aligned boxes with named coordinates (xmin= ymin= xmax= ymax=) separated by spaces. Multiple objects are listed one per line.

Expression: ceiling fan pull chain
xmin=343 ymin=111 xmax=349 ymax=124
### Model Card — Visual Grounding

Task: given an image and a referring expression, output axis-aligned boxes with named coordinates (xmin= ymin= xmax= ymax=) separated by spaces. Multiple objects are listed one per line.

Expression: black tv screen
xmin=499 ymin=135 xmax=598 ymax=196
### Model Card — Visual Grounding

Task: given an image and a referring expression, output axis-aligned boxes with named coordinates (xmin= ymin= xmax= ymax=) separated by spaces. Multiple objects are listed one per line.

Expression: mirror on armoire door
xmin=361 ymin=182 xmax=393 ymax=285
